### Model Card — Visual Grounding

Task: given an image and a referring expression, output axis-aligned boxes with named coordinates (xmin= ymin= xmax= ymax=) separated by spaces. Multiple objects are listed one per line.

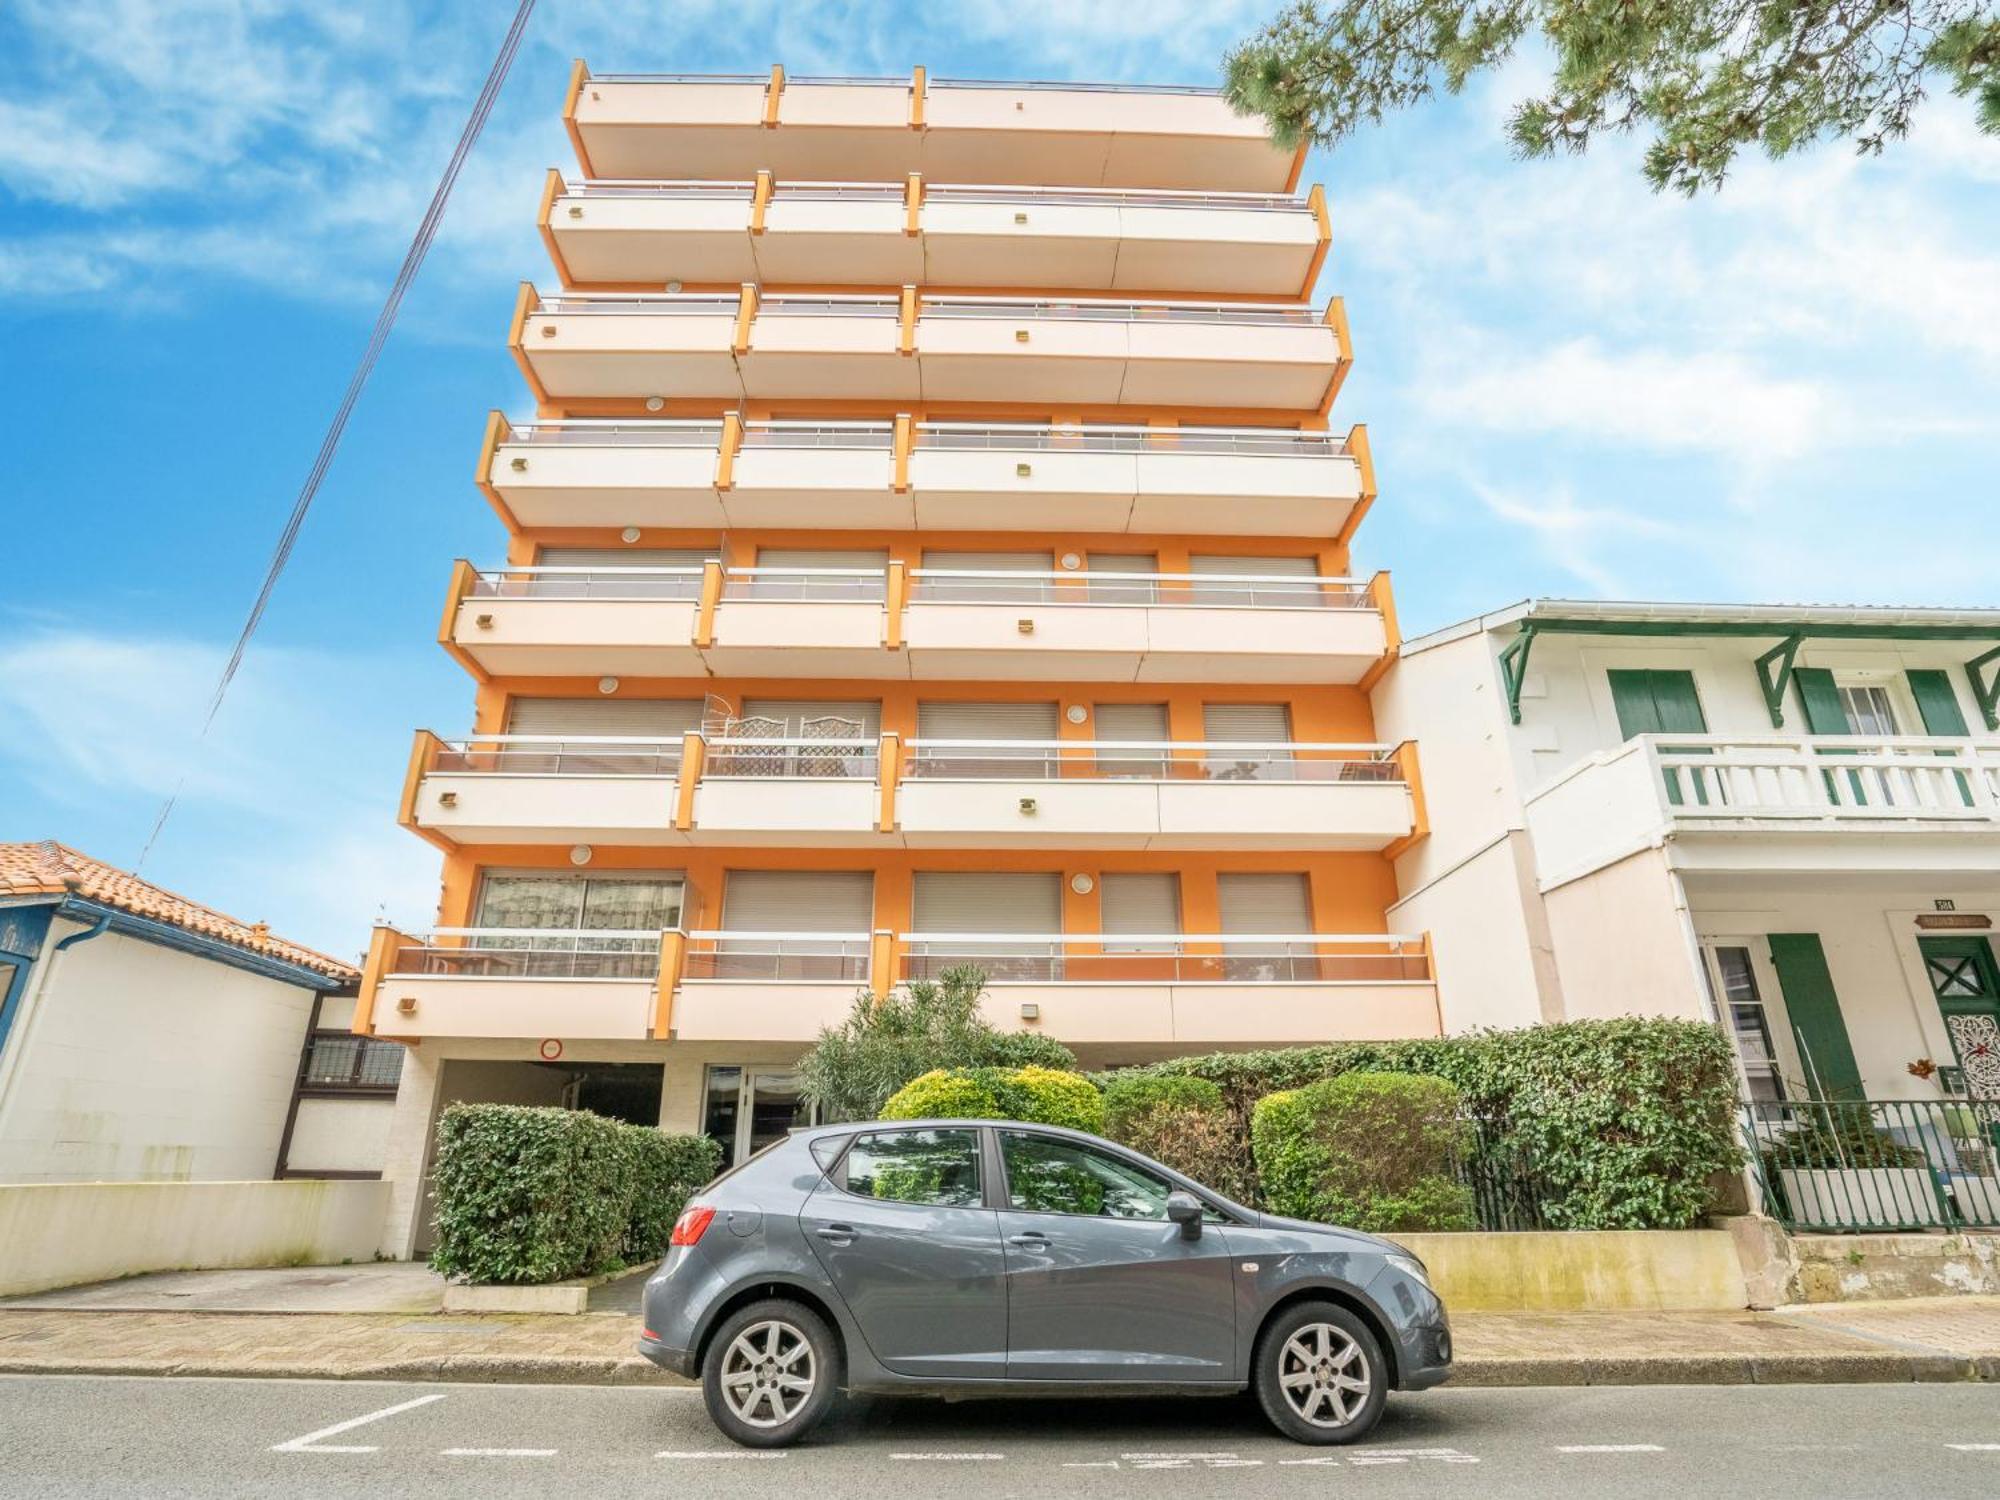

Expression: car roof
xmin=797 ymin=1117 xmax=1111 ymax=1146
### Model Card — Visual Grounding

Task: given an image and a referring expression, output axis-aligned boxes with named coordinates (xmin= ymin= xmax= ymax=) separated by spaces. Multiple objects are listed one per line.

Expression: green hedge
xmin=1099 ymin=1074 xmax=1252 ymax=1202
xmin=1093 ymin=1019 xmax=1744 ymax=1230
xmin=429 ymin=1104 xmax=720 ymax=1284
xmin=1252 ymin=1073 xmax=1476 ymax=1232
xmin=881 ymin=1065 xmax=1106 ymax=1134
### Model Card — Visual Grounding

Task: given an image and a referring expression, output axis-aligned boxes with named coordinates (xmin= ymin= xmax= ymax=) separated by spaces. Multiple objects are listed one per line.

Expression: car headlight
xmin=1385 ymin=1253 xmax=1431 ymax=1288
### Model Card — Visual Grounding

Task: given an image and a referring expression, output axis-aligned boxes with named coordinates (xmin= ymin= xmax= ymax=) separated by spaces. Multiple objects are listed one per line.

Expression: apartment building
xmin=1373 ymin=600 xmax=2000 ymax=1110
xmin=355 ymin=65 xmax=1433 ymax=1257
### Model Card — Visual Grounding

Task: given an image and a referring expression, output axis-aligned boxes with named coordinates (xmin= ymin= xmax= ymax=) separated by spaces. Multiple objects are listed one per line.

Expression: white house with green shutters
xmin=1372 ymin=600 xmax=2000 ymax=1128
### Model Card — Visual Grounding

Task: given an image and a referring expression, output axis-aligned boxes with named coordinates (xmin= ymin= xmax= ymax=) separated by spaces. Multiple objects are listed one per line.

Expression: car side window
xmin=1000 ymin=1131 xmax=1173 ymax=1220
xmin=840 ymin=1128 xmax=983 ymax=1209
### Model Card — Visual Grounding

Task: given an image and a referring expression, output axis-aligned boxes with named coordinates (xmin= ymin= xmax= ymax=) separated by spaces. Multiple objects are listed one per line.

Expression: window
xmin=842 ymin=1129 xmax=983 ymax=1208
xmin=1705 ymin=946 xmax=1785 ymax=1103
xmin=1000 ymin=1130 xmax=1173 ymax=1219
xmin=474 ymin=874 xmax=683 ymax=933
xmin=1099 ymin=872 xmax=1181 ymax=953
xmin=300 ymin=1033 xmax=403 ymax=1091
xmin=1836 ymin=682 xmax=1900 ymax=736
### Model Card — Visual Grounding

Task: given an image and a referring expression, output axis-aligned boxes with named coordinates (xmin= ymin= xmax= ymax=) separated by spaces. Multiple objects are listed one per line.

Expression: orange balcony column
xmin=537 ymin=167 xmax=575 ymax=286
xmin=869 ymin=929 xmax=902 ymax=999
xmin=673 ymin=730 xmax=706 ymax=831
xmin=884 ymin=561 xmax=908 ymax=650
xmin=1382 ymin=740 xmax=1429 ymax=861
xmin=507 ymin=283 xmax=550 ymax=405
xmin=694 ymin=558 xmax=725 ymax=648
xmin=1300 ymin=183 xmax=1332 ymax=299
xmin=562 ymin=60 xmax=595 ymax=177
xmin=1334 ymin=422 xmax=1377 ymax=551
xmin=714 ymin=411 xmax=743 ymax=491
xmin=904 ymin=173 xmax=923 ymax=236
xmin=652 ymin=928 xmax=688 ymax=1039
xmin=437 ymin=560 xmax=488 ymax=684
xmin=762 ymin=64 xmax=785 ymax=127
xmin=1319 ymin=297 xmax=1354 ymax=416
xmin=909 ymin=66 xmax=926 ymax=129
xmin=474 ymin=409 xmax=523 ymax=531
xmin=877 ymin=731 xmax=902 ymax=833
xmin=732 ymin=283 xmax=758 ymax=355
xmin=891 ymin=412 xmax=914 ymax=491
xmin=898 ymin=285 xmax=919 ymax=355
xmin=750 ymin=170 xmax=773 ymax=234
xmin=1358 ymin=570 xmax=1401 ymax=694
xmin=353 ymin=923 xmax=420 ymax=1038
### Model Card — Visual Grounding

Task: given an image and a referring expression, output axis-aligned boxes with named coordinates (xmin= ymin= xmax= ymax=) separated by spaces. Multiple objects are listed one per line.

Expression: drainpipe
xmin=0 ymin=910 xmax=112 ymax=1132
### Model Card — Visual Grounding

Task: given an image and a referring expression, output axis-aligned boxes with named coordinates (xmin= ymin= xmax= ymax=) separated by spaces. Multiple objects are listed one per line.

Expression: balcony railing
xmin=921 ymin=184 xmax=1305 ymax=213
xmin=912 ymin=422 xmax=1348 ymax=457
xmin=681 ymin=930 xmax=872 ymax=982
xmin=738 ymin=420 xmax=895 ymax=450
xmin=720 ymin=567 xmax=889 ymax=602
xmin=908 ymin=569 xmax=1368 ymax=609
xmin=430 ymin=735 xmax=684 ymax=776
xmin=537 ymin=291 xmax=743 ymax=315
xmin=1653 ymin=736 xmax=2000 ymax=817
xmin=389 ymin=928 xmax=663 ymax=980
xmin=701 ymin=736 xmax=881 ymax=779
xmin=901 ymin=740 xmax=1402 ymax=782
xmin=504 ymin=418 xmax=723 ymax=446
xmin=920 ymin=295 xmax=1322 ymax=326
xmin=470 ymin=566 xmax=707 ymax=600
xmin=900 ymin=933 xmax=1431 ymax=984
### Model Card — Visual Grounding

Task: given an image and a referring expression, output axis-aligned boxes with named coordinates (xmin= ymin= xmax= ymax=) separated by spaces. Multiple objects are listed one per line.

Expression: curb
xmin=5 ymin=1353 xmax=1990 ymax=1389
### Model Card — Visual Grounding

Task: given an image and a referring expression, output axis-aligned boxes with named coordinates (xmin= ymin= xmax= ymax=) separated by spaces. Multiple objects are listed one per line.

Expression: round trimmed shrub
xmin=880 ymin=1065 xmax=1105 ymax=1134
xmin=1100 ymin=1074 xmax=1250 ymax=1200
xmin=1251 ymin=1072 xmax=1476 ymax=1232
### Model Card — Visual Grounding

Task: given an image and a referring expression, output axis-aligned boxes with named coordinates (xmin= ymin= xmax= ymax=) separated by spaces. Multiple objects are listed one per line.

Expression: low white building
xmin=0 ymin=842 xmax=392 ymax=1183
xmin=1373 ymin=601 xmax=2000 ymax=1109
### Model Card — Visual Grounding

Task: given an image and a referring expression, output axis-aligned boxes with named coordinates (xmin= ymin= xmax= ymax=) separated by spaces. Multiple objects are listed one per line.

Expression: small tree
xmin=1224 ymin=2 xmax=2000 ymax=195
xmin=795 ymin=965 xmax=1077 ymax=1121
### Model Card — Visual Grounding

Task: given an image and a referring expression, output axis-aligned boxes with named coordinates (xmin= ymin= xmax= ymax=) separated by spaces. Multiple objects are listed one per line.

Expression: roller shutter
xmin=1216 ymin=872 xmax=1312 ymax=934
xmin=916 ymin=700 xmax=1060 ymax=738
xmin=1092 ymin=702 xmax=1170 ymax=778
xmin=753 ymin=547 xmax=890 ymax=569
xmin=1201 ymin=702 xmax=1292 ymax=742
xmin=1188 ymin=553 xmax=1316 ymax=576
xmin=505 ymin=698 xmax=705 ymax=736
xmin=919 ymin=549 xmax=1054 ymax=571
xmin=721 ymin=870 xmax=874 ymax=932
xmin=1084 ymin=551 xmax=1156 ymax=604
xmin=1188 ymin=552 xmax=1316 ymax=607
xmin=1100 ymin=873 xmax=1180 ymax=950
xmin=532 ymin=547 xmax=714 ymax=598
xmin=912 ymin=872 xmax=1062 ymax=932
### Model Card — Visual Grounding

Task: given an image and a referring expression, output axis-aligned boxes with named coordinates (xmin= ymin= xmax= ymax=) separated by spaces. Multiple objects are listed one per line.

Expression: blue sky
xmin=3 ymin=0 xmax=1997 ymax=960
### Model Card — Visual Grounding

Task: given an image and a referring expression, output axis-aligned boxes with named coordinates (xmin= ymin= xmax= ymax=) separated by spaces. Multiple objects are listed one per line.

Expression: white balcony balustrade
xmin=450 ymin=565 xmax=708 ymax=676
xmin=548 ymin=177 xmax=1324 ymax=296
xmin=412 ymin=735 xmax=685 ymax=846
xmin=375 ymin=927 xmax=664 ymax=1039
xmin=1526 ymin=734 xmax=2000 ymax=884
xmin=486 ymin=418 xmax=1369 ymax=536
xmin=672 ymin=930 xmax=874 ymax=1042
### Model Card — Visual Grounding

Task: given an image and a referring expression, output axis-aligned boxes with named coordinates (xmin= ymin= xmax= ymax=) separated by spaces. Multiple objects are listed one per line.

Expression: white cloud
xmin=1469 ymin=480 xmax=1683 ymax=597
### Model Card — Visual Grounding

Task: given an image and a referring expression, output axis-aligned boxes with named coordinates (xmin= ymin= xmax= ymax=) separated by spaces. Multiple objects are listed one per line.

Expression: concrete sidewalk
xmin=4 ymin=1297 xmax=1999 ymax=1388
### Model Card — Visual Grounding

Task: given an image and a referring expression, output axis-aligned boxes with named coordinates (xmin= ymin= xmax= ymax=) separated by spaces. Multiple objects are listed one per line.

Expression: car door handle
xmin=816 ymin=1224 xmax=857 ymax=1244
xmin=1007 ymin=1232 xmax=1050 ymax=1249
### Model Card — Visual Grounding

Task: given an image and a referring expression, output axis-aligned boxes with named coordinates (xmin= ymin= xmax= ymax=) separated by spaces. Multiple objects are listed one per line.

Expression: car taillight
xmin=670 ymin=1205 xmax=716 ymax=1246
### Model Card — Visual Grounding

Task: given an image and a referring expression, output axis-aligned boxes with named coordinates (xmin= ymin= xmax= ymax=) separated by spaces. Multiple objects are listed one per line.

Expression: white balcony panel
xmin=971 ymin=982 xmax=1441 ymax=1046
xmin=1111 ymin=206 xmax=1319 ymax=294
xmin=672 ymin=981 xmax=861 ymax=1041
xmin=523 ymin=309 xmax=741 ymax=399
xmin=1129 ymin=449 xmax=1361 ymax=536
xmin=550 ymin=191 xmax=755 ymax=284
xmin=1121 ymin=321 xmax=1338 ymax=408
xmin=752 ymin=197 xmax=921 ymax=283
xmin=379 ymin=977 xmax=655 ymax=1041
xmin=920 ymin=200 xmax=1122 ymax=287
xmin=1155 ymin=780 xmax=1413 ymax=850
xmin=414 ymin=773 xmax=683 ymax=847
xmin=902 ymin=602 xmax=1151 ymax=681
xmin=737 ymin=309 xmax=917 ymax=400
xmin=689 ymin=778 xmax=880 ymax=845
xmin=451 ymin=598 xmax=705 ymax=676
xmin=915 ymin=316 xmax=1129 ymax=404
xmin=489 ymin=437 xmax=724 ymax=529
xmin=907 ymin=446 xmax=1141 ymax=532
xmin=726 ymin=443 xmax=910 ymax=529
xmin=575 ymin=80 xmax=769 ymax=179
xmin=1138 ymin=606 xmax=1387 ymax=684
xmin=898 ymin=779 xmax=1161 ymax=848
xmin=702 ymin=600 xmax=893 ymax=677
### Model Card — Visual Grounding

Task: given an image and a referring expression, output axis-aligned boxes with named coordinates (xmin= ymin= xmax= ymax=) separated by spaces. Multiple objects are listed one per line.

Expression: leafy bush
xmin=881 ymin=1065 xmax=1107 ymax=1135
xmin=1100 ymin=1074 xmax=1252 ymax=1201
xmin=429 ymin=1103 xmax=719 ymax=1284
xmin=1252 ymin=1073 xmax=1476 ymax=1232
xmin=624 ymin=1129 xmax=724 ymax=1261
xmin=1094 ymin=1018 xmax=1744 ymax=1230
xmin=796 ymin=966 xmax=1076 ymax=1121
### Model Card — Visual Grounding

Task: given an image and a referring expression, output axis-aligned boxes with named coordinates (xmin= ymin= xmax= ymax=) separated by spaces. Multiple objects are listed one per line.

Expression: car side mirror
xmin=1166 ymin=1191 xmax=1203 ymax=1239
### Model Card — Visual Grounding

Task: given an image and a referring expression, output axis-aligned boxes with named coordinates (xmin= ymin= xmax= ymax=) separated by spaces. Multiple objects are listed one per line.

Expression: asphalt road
xmin=5 ymin=1374 xmax=2000 ymax=1498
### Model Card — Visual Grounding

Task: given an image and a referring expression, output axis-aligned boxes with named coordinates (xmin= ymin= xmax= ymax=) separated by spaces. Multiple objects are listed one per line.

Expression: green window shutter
xmin=1608 ymin=670 xmax=1705 ymax=738
xmin=1907 ymin=670 xmax=1970 ymax=736
xmin=1768 ymin=933 xmax=1863 ymax=1099
xmin=1608 ymin=670 xmax=1664 ymax=737
xmin=1791 ymin=667 xmax=1849 ymax=735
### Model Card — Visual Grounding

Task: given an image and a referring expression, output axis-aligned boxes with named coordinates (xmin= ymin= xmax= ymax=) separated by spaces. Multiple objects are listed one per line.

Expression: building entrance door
xmin=1921 ymin=936 xmax=2000 ymax=1102
xmin=702 ymin=1066 xmax=815 ymax=1169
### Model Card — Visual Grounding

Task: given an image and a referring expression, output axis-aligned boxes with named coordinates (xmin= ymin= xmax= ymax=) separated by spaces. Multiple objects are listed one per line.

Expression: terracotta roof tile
xmin=0 ymin=841 xmax=358 ymax=983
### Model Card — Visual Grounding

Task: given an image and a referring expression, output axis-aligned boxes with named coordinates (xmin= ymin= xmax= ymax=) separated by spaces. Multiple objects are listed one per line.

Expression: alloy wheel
xmin=718 ymin=1318 xmax=817 ymax=1428
xmin=1277 ymin=1321 xmax=1371 ymax=1428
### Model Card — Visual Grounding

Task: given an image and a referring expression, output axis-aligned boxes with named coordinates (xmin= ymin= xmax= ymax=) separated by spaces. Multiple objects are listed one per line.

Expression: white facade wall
xmin=0 ymin=921 xmax=315 ymax=1185
xmin=286 ymin=1096 xmax=396 ymax=1176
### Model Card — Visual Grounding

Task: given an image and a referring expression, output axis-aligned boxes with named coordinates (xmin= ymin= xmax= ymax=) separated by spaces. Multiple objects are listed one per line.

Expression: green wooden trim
xmin=1754 ymin=634 xmax=1803 ymax=728
xmin=1499 ymin=625 xmax=1538 ymax=725
xmin=1907 ymin=669 xmax=1971 ymax=737
xmin=1968 ymin=645 xmax=2000 ymax=732
xmin=1791 ymin=667 xmax=1850 ymax=735
xmin=1768 ymin=933 xmax=1863 ymax=1100
xmin=1519 ymin=617 xmax=2000 ymax=642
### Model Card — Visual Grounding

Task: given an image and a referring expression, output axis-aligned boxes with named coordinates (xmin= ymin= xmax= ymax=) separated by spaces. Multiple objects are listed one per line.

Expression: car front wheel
xmin=1252 ymin=1301 xmax=1387 ymax=1444
xmin=700 ymin=1298 xmax=839 ymax=1448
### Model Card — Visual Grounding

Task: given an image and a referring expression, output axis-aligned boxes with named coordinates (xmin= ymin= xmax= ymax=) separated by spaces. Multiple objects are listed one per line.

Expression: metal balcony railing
xmin=430 ymin=735 xmax=684 ymax=777
xmin=701 ymin=736 xmax=881 ymax=780
xmin=390 ymin=928 xmax=663 ymax=980
xmin=908 ymin=569 xmax=1368 ymax=609
xmin=470 ymin=566 xmax=707 ymax=601
xmin=899 ymin=933 xmax=1430 ymax=984
xmin=537 ymin=292 xmax=741 ymax=315
xmin=920 ymin=295 xmax=1323 ymax=326
xmin=738 ymin=421 xmax=895 ymax=450
xmin=913 ymin=422 xmax=1348 ymax=457
xmin=561 ymin=179 xmax=755 ymax=199
xmin=921 ymin=184 xmax=1306 ymax=213
xmin=503 ymin=419 xmax=724 ymax=446
xmin=681 ymin=931 xmax=872 ymax=982
xmin=756 ymin=293 xmax=901 ymax=317
xmin=900 ymin=740 xmax=1402 ymax=783
xmin=720 ymin=567 xmax=888 ymax=603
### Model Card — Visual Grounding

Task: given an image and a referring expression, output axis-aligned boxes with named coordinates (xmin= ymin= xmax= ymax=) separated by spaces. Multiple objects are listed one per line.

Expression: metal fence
xmin=1742 ymin=1096 xmax=2000 ymax=1232
xmin=1449 ymin=1115 xmax=1556 ymax=1232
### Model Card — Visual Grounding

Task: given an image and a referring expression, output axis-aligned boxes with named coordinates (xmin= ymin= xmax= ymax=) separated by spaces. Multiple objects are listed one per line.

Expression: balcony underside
xmin=553 ymin=198 xmax=1320 ymax=297
xmin=411 ymin=773 xmax=1415 ymax=852
xmin=572 ymin=82 xmax=1297 ymax=192
xmin=488 ymin=441 xmax=1366 ymax=538
xmin=449 ymin=599 xmax=1389 ymax=684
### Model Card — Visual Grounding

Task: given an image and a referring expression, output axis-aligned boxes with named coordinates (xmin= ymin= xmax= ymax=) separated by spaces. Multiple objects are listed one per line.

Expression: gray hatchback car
xmin=639 ymin=1118 xmax=1452 ymax=1447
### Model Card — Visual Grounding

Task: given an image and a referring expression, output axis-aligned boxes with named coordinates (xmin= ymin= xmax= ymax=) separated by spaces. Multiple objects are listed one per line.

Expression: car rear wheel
xmin=700 ymin=1298 xmax=839 ymax=1448
xmin=1252 ymin=1302 xmax=1387 ymax=1445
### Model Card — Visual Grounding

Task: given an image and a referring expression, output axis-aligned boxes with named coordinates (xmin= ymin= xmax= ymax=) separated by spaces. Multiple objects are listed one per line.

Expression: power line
xmin=137 ymin=0 xmax=540 ymax=870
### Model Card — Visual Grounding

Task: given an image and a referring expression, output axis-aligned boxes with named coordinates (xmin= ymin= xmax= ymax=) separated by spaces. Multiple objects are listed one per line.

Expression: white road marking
xmin=1947 ymin=1443 xmax=2000 ymax=1451
xmin=655 ymin=1450 xmax=788 ymax=1460
xmin=1062 ymin=1460 xmax=1122 ymax=1469
xmin=271 ymin=1393 xmax=447 ymax=1453
xmin=441 ymin=1448 xmax=558 ymax=1457
xmin=890 ymin=1452 xmax=1005 ymax=1461
xmin=1558 ymin=1444 xmax=1665 ymax=1454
